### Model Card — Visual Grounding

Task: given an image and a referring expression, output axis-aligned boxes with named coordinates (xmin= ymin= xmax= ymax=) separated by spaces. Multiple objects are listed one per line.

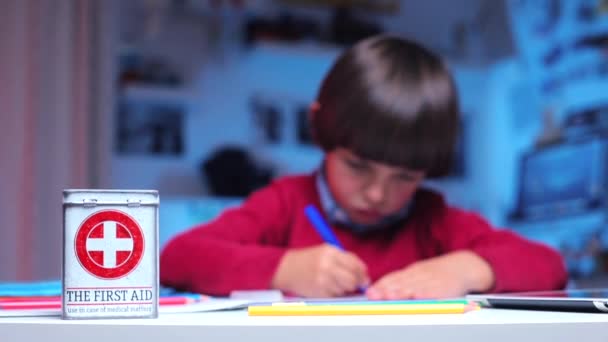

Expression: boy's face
xmin=324 ymin=148 xmax=425 ymax=225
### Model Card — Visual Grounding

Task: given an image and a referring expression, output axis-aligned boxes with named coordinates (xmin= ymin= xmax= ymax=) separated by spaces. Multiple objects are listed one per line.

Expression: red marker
xmin=0 ymin=301 xmax=61 ymax=310
xmin=0 ymin=295 xmax=205 ymax=310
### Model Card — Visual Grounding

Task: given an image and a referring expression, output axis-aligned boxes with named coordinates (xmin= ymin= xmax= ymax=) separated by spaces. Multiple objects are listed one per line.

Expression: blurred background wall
xmin=1 ymin=0 xmax=608 ymax=287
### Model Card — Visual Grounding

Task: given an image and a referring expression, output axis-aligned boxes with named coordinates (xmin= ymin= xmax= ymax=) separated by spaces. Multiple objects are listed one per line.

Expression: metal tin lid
xmin=63 ymin=189 xmax=159 ymax=207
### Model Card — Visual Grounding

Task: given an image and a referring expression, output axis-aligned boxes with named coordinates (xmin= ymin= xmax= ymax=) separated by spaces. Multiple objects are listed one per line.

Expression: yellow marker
xmin=249 ymin=303 xmax=478 ymax=316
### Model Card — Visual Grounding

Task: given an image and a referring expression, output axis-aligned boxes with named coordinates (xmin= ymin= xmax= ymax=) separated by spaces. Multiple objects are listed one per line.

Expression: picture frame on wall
xmin=250 ymin=92 xmax=313 ymax=146
xmin=250 ymin=94 xmax=283 ymax=144
xmin=115 ymin=101 xmax=185 ymax=156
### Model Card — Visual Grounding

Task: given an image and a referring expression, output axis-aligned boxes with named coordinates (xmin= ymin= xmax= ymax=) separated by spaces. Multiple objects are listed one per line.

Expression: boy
xmin=161 ymin=35 xmax=567 ymax=299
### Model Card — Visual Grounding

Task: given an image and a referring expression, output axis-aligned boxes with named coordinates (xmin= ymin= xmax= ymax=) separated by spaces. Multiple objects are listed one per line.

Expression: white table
xmin=2 ymin=308 xmax=608 ymax=342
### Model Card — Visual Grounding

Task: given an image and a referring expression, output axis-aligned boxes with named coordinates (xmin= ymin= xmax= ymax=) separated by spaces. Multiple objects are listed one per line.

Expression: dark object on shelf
xmin=118 ymin=53 xmax=182 ymax=87
xmin=563 ymin=104 xmax=608 ymax=140
xmin=244 ymin=13 xmax=320 ymax=45
xmin=242 ymin=7 xmax=382 ymax=46
xmin=575 ymin=33 xmax=608 ymax=50
xmin=139 ymin=60 xmax=182 ymax=86
xmin=329 ymin=7 xmax=382 ymax=46
xmin=277 ymin=0 xmax=400 ymax=14
xmin=118 ymin=52 xmax=145 ymax=86
xmin=202 ymin=147 xmax=275 ymax=197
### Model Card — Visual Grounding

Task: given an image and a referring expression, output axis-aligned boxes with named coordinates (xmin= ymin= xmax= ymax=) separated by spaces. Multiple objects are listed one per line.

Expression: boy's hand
xmin=366 ymin=250 xmax=494 ymax=300
xmin=272 ymin=244 xmax=370 ymax=297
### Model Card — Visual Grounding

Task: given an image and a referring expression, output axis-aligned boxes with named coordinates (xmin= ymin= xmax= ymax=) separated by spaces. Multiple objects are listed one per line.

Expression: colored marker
xmin=304 ymin=204 xmax=368 ymax=292
xmin=0 ymin=295 xmax=205 ymax=310
xmin=305 ymin=205 xmax=344 ymax=249
xmin=249 ymin=302 xmax=479 ymax=316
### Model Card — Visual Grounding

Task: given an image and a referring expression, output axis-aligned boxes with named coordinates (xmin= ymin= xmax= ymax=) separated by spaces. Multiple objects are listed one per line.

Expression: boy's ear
xmin=309 ymin=101 xmax=320 ymax=121
xmin=308 ymin=101 xmax=321 ymax=145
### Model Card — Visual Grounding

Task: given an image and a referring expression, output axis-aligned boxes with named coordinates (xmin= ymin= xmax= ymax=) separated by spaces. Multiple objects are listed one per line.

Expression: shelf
xmin=121 ymin=84 xmax=198 ymax=104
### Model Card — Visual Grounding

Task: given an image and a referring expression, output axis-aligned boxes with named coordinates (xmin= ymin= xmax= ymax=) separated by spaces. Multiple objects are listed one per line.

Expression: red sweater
xmin=160 ymin=174 xmax=567 ymax=296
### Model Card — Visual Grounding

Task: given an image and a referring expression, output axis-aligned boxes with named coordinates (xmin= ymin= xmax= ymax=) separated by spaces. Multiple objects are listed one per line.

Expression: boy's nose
xmin=363 ymin=182 xmax=386 ymax=206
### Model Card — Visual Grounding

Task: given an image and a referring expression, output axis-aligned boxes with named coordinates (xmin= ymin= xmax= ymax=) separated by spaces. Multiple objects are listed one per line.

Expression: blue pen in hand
xmin=304 ymin=204 xmax=368 ymax=293
xmin=304 ymin=205 xmax=344 ymax=249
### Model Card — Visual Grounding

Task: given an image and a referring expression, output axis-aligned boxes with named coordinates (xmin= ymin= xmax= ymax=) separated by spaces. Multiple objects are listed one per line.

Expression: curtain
xmin=0 ymin=0 xmax=114 ymax=281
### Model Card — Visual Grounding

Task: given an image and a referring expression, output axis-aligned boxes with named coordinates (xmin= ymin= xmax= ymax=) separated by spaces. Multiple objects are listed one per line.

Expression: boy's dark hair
xmin=311 ymin=35 xmax=460 ymax=178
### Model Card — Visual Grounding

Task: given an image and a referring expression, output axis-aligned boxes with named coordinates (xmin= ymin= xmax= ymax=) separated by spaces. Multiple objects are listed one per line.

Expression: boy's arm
xmin=160 ymin=183 xmax=291 ymax=295
xmin=435 ymin=208 xmax=568 ymax=293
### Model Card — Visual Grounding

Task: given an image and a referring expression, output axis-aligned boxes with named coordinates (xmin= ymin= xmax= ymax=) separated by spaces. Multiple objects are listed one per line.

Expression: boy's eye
xmin=345 ymin=158 xmax=368 ymax=171
xmin=396 ymin=173 xmax=416 ymax=182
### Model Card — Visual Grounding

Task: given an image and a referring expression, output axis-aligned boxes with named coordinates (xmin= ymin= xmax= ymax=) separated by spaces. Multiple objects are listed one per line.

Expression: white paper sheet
xmin=0 ymin=294 xmax=370 ymax=317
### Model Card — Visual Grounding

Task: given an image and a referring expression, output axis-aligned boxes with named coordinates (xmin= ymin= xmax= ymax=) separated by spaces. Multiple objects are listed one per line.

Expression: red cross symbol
xmin=75 ymin=210 xmax=144 ymax=279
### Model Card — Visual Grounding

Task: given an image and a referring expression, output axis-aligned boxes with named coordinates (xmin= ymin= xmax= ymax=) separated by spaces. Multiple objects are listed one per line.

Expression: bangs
xmin=317 ymin=97 xmax=459 ymax=177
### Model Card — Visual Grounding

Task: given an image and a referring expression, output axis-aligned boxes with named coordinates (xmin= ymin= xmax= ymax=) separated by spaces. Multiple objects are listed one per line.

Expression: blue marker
xmin=304 ymin=204 xmax=344 ymax=249
xmin=304 ymin=204 xmax=368 ymax=293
